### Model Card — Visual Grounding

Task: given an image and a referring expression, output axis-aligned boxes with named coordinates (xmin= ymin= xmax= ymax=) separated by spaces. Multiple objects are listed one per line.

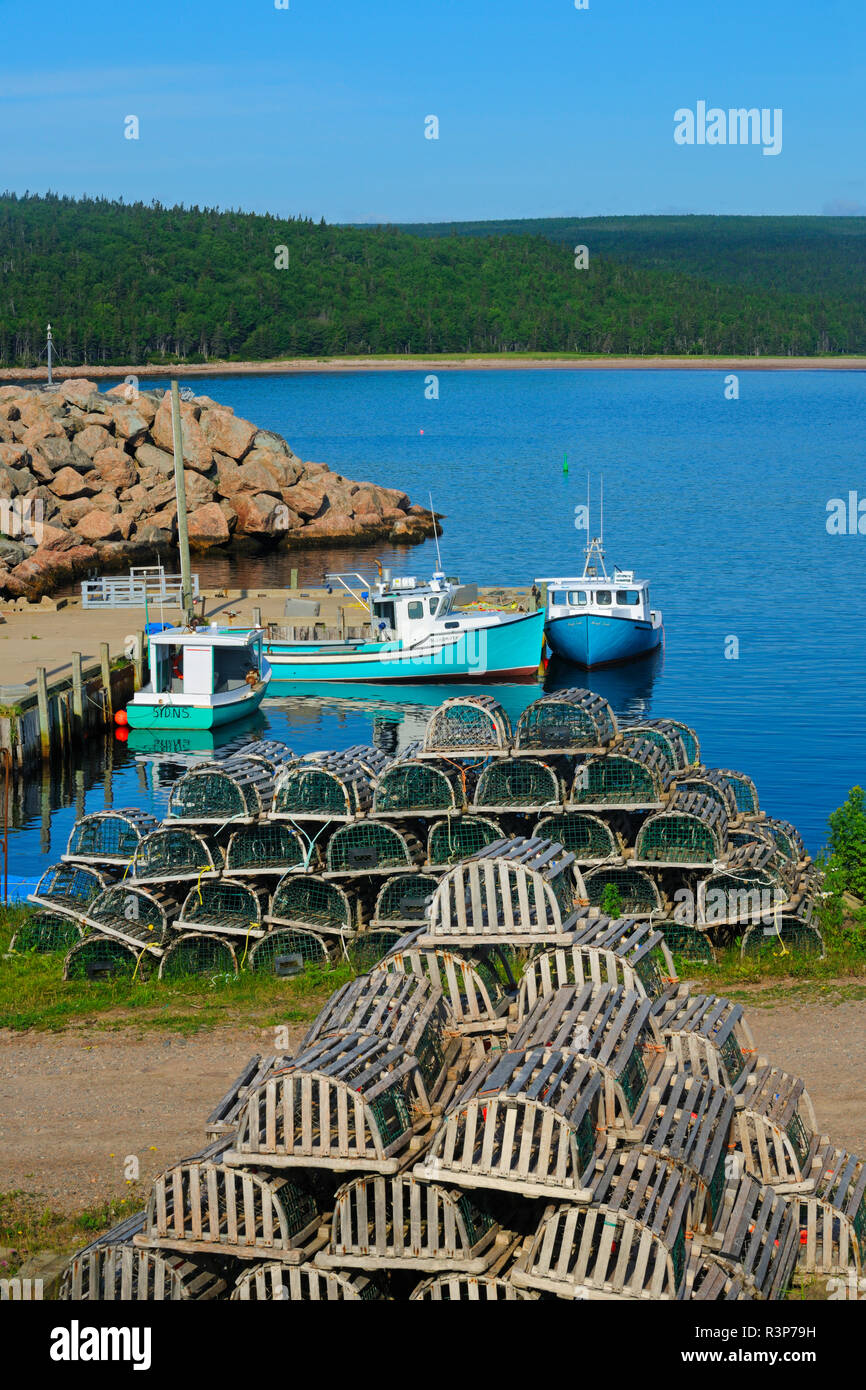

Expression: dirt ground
xmin=1 ymin=992 xmax=865 ymax=1213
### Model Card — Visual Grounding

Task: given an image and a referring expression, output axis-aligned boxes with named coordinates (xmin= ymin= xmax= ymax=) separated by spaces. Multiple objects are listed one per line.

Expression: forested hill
xmin=1 ymin=194 xmax=864 ymax=367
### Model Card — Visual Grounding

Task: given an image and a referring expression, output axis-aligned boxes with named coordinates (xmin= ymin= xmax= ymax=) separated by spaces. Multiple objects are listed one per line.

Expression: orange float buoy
xmin=115 ymin=725 xmax=129 ymax=742
xmin=114 ymin=708 xmax=128 ymax=726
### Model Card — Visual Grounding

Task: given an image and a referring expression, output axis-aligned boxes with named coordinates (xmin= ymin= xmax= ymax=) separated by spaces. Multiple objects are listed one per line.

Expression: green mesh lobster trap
xmin=620 ymin=719 xmax=692 ymax=774
xmin=224 ymin=822 xmax=310 ymax=877
xmin=424 ymin=836 xmax=583 ymax=947
xmin=534 ymin=812 xmax=618 ymax=862
xmin=373 ymin=872 xmax=438 ymax=926
xmin=131 ymin=827 xmax=222 ymax=883
xmin=248 ymin=926 xmax=337 ymax=974
xmin=29 ymin=863 xmax=109 ymax=918
xmin=346 ymin=930 xmax=403 ymax=971
xmin=514 ymin=687 xmax=617 ymax=753
xmin=658 ymin=920 xmax=717 ymax=964
xmin=740 ymin=914 xmax=824 ymax=962
xmin=716 ymin=768 xmax=760 ymax=817
xmin=426 ymin=815 xmax=503 ymax=867
xmin=87 ymin=883 xmax=179 ymax=950
xmin=697 ymin=851 xmax=786 ymax=927
xmin=176 ymin=879 xmax=267 ymax=938
xmin=167 ymin=755 xmax=276 ymax=824
xmin=583 ymin=865 xmax=662 ymax=917
xmin=271 ymin=747 xmax=385 ymax=821
xmin=267 ymin=873 xmax=354 ymax=934
xmin=474 ymin=756 xmax=564 ymax=811
xmin=374 ymin=935 xmax=514 ymax=1035
xmin=63 ymin=934 xmax=149 ymax=982
xmin=674 ymin=769 xmax=740 ymax=821
xmin=60 ymin=1244 xmax=227 ymax=1302
xmin=421 ymin=694 xmax=512 ymax=757
xmin=64 ymin=809 xmax=160 ymax=866
xmin=158 ymin=932 xmax=239 ymax=980
xmin=10 ymin=911 xmax=84 ymax=954
xmin=326 ymin=821 xmax=424 ymax=875
xmin=635 ymin=792 xmax=727 ymax=865
xmin=763 ymin=817 xmax=807 ymax=863
xmin=372 ymin=758 xmax=471 ymax=817
xmin=569 ymin=736 xmax=669 ymax=807
xmin=656 ymin=718 xmax=700 ymax=767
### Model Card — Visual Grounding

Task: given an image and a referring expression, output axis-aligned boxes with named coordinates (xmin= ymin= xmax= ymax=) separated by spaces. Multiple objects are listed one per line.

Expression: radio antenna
xmin=429 ymin=490 xmax=443 ymax=571
xmin=600 ymin=474 xmax=604 ymax=548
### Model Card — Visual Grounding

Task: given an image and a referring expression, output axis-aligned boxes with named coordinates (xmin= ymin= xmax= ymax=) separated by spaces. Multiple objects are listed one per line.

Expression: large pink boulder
xmin=104 ymin=398 xmax=153 ymax=439
xmin=216 ymin=456 xmax=282 ymax=498
xmin=151 ymin=397 xmax=213 ymax=472
xmin=280 ymin=480 xmax=328 ymax=519
xmin=182 ymin=470 xmax=216 ymax=508
xmin=232 ymin=493 xmax=284 ymax=535
xmin=76 ymin=510 xmax=122 ymax=542
xmin=199 ymin=408 xmax=257 ymax=461
xmin=92 ymin=446 xmax=137 ymax=491
xmin=188 ymin=502 xmax=230 ymax=549
xmin=75 ymin=424 xmax=113 ymax=457
xmin=51 ymin=466 xmax=99 ymax=499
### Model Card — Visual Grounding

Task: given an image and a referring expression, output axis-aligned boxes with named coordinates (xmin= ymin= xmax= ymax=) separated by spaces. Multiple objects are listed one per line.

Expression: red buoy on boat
xmin=114 ymin=708 xmax=128 ymax=726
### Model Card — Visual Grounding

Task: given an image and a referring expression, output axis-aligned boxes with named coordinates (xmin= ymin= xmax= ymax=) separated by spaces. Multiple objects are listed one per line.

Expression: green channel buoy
xmin=563 ymin=453 xmax=568 ymax=474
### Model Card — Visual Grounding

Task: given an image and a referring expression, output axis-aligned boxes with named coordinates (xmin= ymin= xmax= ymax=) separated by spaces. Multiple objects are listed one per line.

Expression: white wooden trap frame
xmin=685 ymin=1255 xmax=749 ymax=1301
xmin=230 ymin=1262 xmax=384 ymax=1301
xmin=510 ymin=983 xmax=665 ymax=1138
xmin=691 ymin=1173 xmax=799 ymax=1301
xmin=410 ymin=1273 xmax=536 ymax=1300
xmin=62 ymin=808 xmax=160 ymax=866
xmin=420 ymin=694 xmax=513 ymax=759
xmin=166 ymin=755 xmax=277 ymax=825
xmin=571 ymin=915 xmax=679 ymax=1003
xmin=421 ymin=837 xmax=585 ymax=948
xmin=224 ymin=1032 xmax=437 ymax=1174
xmin=130 ymin=827 xmax=223 ymax=885
xmin=414 ymin=1046 xmax=605 ymax=1203
xmin=731 ymin=1065 xmax=820 ymax=1192
xmin=511 ymin=1153 xmax=693 ymax=1300
xmin=83 ymin=883 xmax=179 ymax=953
xmin=794 ymin=1144 xmax=866 ymax=1279
xmin=374 ymin=929 xmax=515 ymax=1037
xmin=60 ymin=1243 xmax=227 ymax=1302
xmin=631 ymin=1066 xmax=735 ymax=1234
xmin=513 ymin=687 xmax=617 ymax=755
xmin=657 ymin=992 xmax=761 ymax=1098
xmin=315 ymin=1172 xmax=510 ymax=1273
xmin=134 ymin=1157 xmax=327 ymax=1265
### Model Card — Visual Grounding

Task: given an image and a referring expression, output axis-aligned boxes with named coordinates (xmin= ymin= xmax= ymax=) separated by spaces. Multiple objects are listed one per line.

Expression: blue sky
xmin=1 ymin=0 xmax=863 ymax=221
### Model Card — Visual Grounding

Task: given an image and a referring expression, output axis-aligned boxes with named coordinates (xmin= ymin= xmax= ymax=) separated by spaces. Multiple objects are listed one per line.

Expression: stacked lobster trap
xmin=15 ymin=690 xmax=820 ymax=980
xmin=56 ymin=831 xmax=861 ymax=1301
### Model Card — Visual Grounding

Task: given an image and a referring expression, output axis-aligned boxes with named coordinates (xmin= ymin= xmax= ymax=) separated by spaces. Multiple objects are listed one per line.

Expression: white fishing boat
xmin=124 ymin=625 xmax=271 ymax=730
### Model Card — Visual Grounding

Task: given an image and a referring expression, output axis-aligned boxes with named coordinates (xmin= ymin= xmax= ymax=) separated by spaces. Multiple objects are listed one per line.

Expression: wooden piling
xmin=253 ymin=606 xmax=262 ymax=629
xmin=134 ymin=631 xmax=146 ymax=691
xmin=100 ymin=643 xmax=113 ymax=718
xmin=36 ymin=667 xmax=51 ymax=758
xmin=290 ymin=568 xmax=299 ymax=591
xmin=72 ymin=652 xmax=84 ymax=736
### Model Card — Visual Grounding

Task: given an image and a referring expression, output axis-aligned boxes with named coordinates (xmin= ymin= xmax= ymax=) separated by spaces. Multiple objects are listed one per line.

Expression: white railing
xmin=81 ymin=566 xmax=200 ymax=609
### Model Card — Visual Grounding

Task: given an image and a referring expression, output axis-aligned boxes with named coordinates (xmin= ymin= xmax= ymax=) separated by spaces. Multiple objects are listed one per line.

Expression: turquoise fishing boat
xmin=125 ymin=626 xmax=271 ymax=729
xmin=263 ymin=571 xmax=545 ymax=684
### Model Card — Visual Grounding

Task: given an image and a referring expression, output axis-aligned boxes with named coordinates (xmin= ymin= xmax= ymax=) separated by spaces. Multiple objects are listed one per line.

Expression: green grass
xmin=0 ymin=907 xmax=354 ymax=1033
xmin=671 ymin=913 xmax=866 ymax=1004
xmin=0 ymin=1189 xmax=146 ymax=1278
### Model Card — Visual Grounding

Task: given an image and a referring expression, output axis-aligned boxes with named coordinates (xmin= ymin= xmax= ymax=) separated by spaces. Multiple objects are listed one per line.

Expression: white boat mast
xmin=581 ymin=474 xmax=609 ymax=580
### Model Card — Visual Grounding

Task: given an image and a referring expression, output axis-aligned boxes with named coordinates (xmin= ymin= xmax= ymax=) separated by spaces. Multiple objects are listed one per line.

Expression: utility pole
xmin=46 ymin=323 xmax=53 ymax=386
xmin=170 ymin=379 xmax=195 ymax=625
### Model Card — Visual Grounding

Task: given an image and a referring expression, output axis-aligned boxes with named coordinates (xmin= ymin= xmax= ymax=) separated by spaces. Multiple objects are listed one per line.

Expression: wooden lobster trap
xmin=85 ymin=883 xmax=178 ymax=954
xmin=374 ymin=930 xmax=515 ymax=1037
xmin=63 ymin=934 xmax=153 ymax=982
xmin=158 ymin=933 xmax=239 ymax=980
xmin=583 ymin=865 xmax=662 ymax=918
xmin=231 ymin=1262 xmax=384 ymax=1300
xmin=732 ymin=1066 xmax=820 ymax=1192
xmin=372 ymin=872 xmax=438 ymax=929
xmin=224 ymin=1032 xmax=437 ymax=1174
xmin=60 ymin=1243 xmax=227 ymax=1301
xmin=795 ymin=1145 xmax=866 ymax=1278
xmin=63 ymin=809 xmax=160 ymax=866
xmin=740 ymin=913 xmax=825 ymax=962
xmin=634 ymin=791 xmax=728 ymax=866
xmin=325 ymin=822 xmax=424 ymax=877
xmin=166 ymin=754 xmax=277 ymax=824
xmin=693 ymin=1174 xmax=798 ymax=1300
xmin=420 ymin=694 xmax=512 ymax=758
xmin=516 ymin=919 xmax=676 ymax=1019
xmin=28 ymin=862 xmax=109 ymax=919
xmin=534 ymin=811 xmax=622 ymax=864
xmin=473 ymin=756 xmax=566 ymax=813
xmin=620 ymin=719 xmax=695 ymax=774
xmin=697 ymin=842 xmax=789 ymax=928
xmin=414 ymin=1046 xmax=605 ymax=1202
xmin=568 ymin=736 xmax=670 ymax=809
xmin=316 ymin=1173 xmax=506 ymax=1272
xmin=410 ymin=1273 xmax=535 ymax=1300
xmin=206 ymin=1053 xmax=285 ymax=1138
xmin=10 ymin=910 xmax=84 ymax=955
xmin=131 ymin=827 xmax=222 ymax=885
xmin=136 ymin=1157 xmax=326 ymax=1264
xmin=421 ymin=837 xmax=584 ymax=948
xmin=266 ymin=872 xmax=356 ymax=936
xmin=511 ymin=1154 xmax=693 ymax=1300
xmin=716 ymin=768 xmax=760 ymax=818
xmin=672 ymin=768 xmax=740 ymax=822
xmin=632 ymin=1067 xmax=735 ymax=1233
xmin=571 ymin=915 xmax=678 ymax=1004
xmin=270 ymin=747 xmax=385 ymax=822
xmin=686 ymin=1256 xmax=750 ymax=1300
xmin=658 ymin=993 xmax=760 ymax=1097
xmin=248 ymin=927 xmax=338 ymax=975
xmin=175 ymin=878 xmax=268 ymax=940
xmin=224 ymin=822 xmax=310 ymax=877
xmin=425 ymin=815 xmax=503 ymax=869
xmin=513 ymin=688 xmax=617 ymax=754
xmin=372 ymin=757 xmax=474 ymax=818
xmin=510 ymin=984 xmax=664 ymax=1137
xmin=764 ymin=816 xmax=808 ymax=864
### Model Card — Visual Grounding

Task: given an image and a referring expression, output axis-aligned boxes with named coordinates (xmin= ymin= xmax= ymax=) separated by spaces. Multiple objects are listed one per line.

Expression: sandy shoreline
xmin=3 ymin=354 xmax=866 ymax=381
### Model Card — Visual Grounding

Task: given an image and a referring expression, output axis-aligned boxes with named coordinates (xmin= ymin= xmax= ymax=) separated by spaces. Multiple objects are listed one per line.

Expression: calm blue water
xmin=9 ymin=368 xmax=866 ymax=886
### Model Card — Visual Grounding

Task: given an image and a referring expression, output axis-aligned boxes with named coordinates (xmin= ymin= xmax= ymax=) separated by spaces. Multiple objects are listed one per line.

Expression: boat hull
xmin=264 ymin=610 xmax=545 ymax=684
xmin=125 ymin=682 xmax=268 ymax=730
xmin=545 ymin=613 xmax=662 ymax=669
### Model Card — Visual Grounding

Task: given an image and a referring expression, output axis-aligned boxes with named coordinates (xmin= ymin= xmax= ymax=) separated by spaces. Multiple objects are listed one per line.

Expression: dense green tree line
xmin=1 ymin=194 xmax=864 ymax=366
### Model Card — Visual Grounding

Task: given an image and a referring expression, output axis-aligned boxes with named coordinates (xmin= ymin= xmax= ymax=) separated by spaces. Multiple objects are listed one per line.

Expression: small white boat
xmin=125 ymin=625 xmax=271 ymax=729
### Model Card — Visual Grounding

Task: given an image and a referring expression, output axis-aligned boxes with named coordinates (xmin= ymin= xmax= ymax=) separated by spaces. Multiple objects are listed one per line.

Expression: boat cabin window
xmin=213 ymin=645 xmax=260 ymax=694
xmin=617 ymin=590 xmax=641 ymax=606
xmin=550 ymin=591 xmax=568 ymax=606
xmin=429 ymin=598 xmax=439 ymax=616
xmin=596 ymin=590 xmax=612 ymax=606
xmin=567 ymin=590 xmax=588 ymax=606
xmin=372 ymin=601 xmax=396 ymax=629
xmin=407 ymin=601 xmax=424 ymax=620
xmin=444 ymin=621 xmax=460 ymax=629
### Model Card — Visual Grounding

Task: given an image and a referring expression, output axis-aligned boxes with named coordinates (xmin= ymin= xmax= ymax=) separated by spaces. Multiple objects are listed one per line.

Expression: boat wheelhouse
xmin=538 ymin=537 xmax=662 ymax=670
xmin=125 ymin=626 xmax=271 ymax=730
